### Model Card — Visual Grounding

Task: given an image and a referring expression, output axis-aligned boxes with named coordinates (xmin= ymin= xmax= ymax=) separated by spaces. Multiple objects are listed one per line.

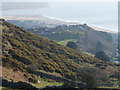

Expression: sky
xmin=1 ymin=0 xmax=119 ymax=2
xmin=0 ymin=1 xmax=118 ymax=31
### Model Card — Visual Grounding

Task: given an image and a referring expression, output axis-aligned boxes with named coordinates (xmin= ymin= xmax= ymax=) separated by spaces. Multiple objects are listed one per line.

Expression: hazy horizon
xmin=1 ymin=2 xmax=118 ymax=31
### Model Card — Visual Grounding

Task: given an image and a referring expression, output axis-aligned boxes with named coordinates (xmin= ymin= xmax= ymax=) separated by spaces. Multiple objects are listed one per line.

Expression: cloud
xmin=1 ymin=2 xmax=50 ymax=11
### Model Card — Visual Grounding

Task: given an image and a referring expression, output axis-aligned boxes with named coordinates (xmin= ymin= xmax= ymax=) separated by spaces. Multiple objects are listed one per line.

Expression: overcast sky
xmin=1 ymin=0 xmax=119 ymax=2
xmin=1 ymin=2 xmax=49 ymax=11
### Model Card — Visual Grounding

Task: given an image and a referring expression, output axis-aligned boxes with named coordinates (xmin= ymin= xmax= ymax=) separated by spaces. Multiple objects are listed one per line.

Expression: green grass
xmin=1 ymin=87 xmax=20 ymax=90
xmin=31 ymin=70 xmax=63 ymax=88
xmin=32 ymin=79 xmax=63 ymax=88
xmin=38 ymin=70 xmax=63 ymax=77
xmin=99 ymin=86 xmax=119 ymax=89
xmin=57 ymin=39 xmax=77 ymax=46
xmin=110 ymin=78 xmax=119 ymax=84
xmin=0 ymin=87 xmax=3 ymax=89
xmin=83 ymin=52 xmax=95 ymax=57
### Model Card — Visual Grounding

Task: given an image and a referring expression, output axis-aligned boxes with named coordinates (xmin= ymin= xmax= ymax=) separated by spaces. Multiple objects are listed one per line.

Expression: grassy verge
xmin=32 ymin=79 xmax=63 ymax=88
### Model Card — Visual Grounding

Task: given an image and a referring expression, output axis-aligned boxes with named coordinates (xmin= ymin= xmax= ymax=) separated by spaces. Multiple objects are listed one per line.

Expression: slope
xmin=1 ymin=19 xmax=118 ymax=85
xmin=27 ymin=24 xmax=115 ymax=56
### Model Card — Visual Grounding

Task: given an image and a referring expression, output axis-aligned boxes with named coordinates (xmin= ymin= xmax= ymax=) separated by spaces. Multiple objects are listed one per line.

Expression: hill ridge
xmin=1 ymin=19 xmax=118 ymax=84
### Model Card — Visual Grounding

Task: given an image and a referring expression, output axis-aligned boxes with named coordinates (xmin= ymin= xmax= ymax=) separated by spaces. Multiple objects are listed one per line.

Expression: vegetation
xmin=27 ymin=24 xmax=115 ymax=57
xmin=1 ymin=19 xmax=119 ymax=89
xmin=1 ymin=87 xmax=20 ymax=90
xmin=57 ymin=39 xmax=77 ymax=46
xmin=78 ymin=67 xmax=109 ymax=88
xmin=32 ymin=79 xmax=63 ymax=89
xmin=2 ymin=20 xmax=104 ymax=81
xmin=95 ymin=41 xmax=105 ymax=52
xmin=66 ymin=41 xmax=78 ymax=50
xmin=95 ymin=51 xmax=110 ymax=62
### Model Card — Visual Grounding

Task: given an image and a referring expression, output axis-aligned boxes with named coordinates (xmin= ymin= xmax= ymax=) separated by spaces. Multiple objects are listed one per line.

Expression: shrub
xmin=95 ymin=51 xmax=110 ymax=62
xmin=28 ymin=76 xmax=38 ymax=83
xmin=66 ymin=41 xmax=78 ymax=50
xmin=95 ymin=41 xmax=105 ymax=52
xmin=26 ymin=65 xmax=37 ymax=73
xmin=78 ymin=66 xmax=109 ymax=88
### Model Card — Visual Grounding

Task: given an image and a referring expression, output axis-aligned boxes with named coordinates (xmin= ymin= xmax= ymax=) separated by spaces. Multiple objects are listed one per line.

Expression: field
xmin=57 ymin=39 xmax=77 ymax=46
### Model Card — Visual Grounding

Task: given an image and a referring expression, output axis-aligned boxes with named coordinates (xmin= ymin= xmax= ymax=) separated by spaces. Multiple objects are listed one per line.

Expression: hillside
xmin=2 ymin=19 xmax=101 ymax=77
xmin=4 ymin=16 xmax=117 ymax=57
xmin=1 ymin=19 xmax=119 ymax=89
xmin=27 ymin=24 xmax=115 ymax=56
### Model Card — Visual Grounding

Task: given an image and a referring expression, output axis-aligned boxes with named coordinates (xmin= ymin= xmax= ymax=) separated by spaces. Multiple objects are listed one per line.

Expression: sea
xmin=1 ymin=2 xmax=118 ymax=32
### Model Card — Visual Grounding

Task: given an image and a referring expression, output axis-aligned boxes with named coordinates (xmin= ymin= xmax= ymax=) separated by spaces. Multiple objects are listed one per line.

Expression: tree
xmin=95 ymin=51 xmax=110 ymax=62
xmin=95 ymin=41 xmax=105 ymax=52
xmin=78 ymin=67 xmax=109 ymax=88
xmin=66 ymin=41 xmax=78 ymax=50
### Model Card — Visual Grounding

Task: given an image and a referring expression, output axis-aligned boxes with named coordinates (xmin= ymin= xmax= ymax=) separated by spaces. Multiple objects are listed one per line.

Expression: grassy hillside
xmin=27 ymin=24 xmax=115 ymax=56
xmin=2 ymin=19 xmax=103 ymax=80
xmin=1 ymin=19 xmax=119 ymax=89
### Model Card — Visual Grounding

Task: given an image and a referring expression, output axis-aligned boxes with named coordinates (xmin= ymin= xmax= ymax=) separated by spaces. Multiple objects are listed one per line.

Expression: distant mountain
xmin=27 ymin=24 xmax=116 ymax=57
